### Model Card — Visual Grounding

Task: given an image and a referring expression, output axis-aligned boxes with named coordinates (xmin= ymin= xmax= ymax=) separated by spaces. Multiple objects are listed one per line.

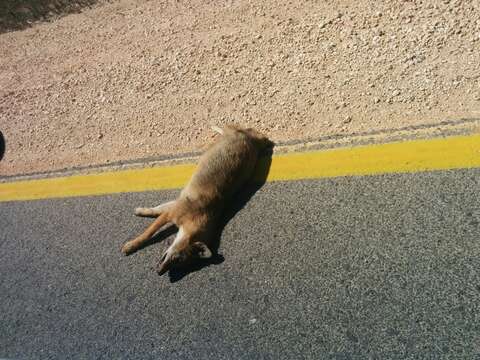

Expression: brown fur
xmin=121 ymin=125 xmax=273 ymax=275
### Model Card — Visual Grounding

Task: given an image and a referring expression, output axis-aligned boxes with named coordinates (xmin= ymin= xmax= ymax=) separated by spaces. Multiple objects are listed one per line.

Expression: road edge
xmin=1 ymin=130 xmax=479 ymax=202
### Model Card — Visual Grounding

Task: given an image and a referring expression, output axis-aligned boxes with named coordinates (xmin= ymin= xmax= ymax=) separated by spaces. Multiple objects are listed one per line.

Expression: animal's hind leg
xmin=121 ymin=212 xmax=171 ymax=255
xmin=134 ymin=200 xmax=176 ymax=218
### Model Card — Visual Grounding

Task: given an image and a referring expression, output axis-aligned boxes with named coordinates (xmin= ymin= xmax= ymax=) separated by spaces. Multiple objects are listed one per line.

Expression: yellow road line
xmin=1 ymin=134 xmax=479 ymax=202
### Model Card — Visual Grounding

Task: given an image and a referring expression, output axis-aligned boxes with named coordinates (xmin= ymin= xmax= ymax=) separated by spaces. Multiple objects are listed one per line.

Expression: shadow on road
xmin=0 ymin=0 xmax=99 ymax=33
xmin=168 ymin=148 xmax=274 ymax=283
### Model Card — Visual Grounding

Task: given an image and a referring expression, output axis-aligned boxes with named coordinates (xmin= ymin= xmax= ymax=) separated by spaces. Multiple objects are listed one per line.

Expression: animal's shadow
xmin=132 ymin=148 xmax=273 ymax=282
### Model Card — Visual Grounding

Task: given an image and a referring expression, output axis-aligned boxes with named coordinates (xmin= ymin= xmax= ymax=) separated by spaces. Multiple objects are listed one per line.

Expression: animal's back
xmin=181 ymin=132 xmax=258 ymax=202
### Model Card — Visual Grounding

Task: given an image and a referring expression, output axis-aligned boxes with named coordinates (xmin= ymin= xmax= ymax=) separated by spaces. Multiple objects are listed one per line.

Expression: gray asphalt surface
xmin=1 ymin=169 xmax=479 ymax=359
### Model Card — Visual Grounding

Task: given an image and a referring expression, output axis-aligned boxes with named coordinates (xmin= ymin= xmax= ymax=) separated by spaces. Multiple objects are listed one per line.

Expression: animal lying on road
xmin=121 ymin=125 xmax=273 ymax=275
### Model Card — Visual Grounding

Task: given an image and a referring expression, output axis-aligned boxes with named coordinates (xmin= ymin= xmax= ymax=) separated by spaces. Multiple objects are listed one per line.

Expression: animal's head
xmin=157 ymin=240 xmax=212 ymax=276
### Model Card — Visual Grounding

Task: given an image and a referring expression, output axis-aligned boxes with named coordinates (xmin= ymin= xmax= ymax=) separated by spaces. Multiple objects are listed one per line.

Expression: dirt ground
xmin=1 ymin=0 xmax=479 ymax=177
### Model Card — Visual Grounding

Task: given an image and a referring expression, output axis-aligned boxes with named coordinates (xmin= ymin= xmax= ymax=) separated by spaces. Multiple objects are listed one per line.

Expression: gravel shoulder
xmin=1 ymin=0 xmax=479 ymax=176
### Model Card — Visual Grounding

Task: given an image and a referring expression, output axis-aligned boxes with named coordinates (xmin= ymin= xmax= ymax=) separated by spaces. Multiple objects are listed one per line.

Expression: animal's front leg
xmin=122 ymin=212 xmax=171 ymax=255
xmin=134 ymin=200 xmax=176 ymax=218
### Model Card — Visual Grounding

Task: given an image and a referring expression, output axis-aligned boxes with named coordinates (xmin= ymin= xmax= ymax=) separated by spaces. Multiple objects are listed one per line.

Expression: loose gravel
xmin=0 ymin=0 xmax=479 ymax=176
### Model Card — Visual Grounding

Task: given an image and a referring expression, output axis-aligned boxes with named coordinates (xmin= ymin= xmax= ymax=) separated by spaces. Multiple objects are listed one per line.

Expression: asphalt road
xmin=1 ymin=169 xmax=479 ymax=359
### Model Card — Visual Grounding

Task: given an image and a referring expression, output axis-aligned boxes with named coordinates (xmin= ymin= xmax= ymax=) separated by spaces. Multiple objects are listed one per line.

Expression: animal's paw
xmin=134 ymin=207 xmax=144 ymax=216
xmin=121 ymin=242 xmax=135 ymax=255
xmin=134 ymin=207 xmax=154 ymax=217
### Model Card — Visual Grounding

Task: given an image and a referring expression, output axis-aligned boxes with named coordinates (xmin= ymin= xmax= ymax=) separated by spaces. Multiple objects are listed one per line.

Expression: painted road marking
xmin=1 ymin=134 xmax=479 ymax=202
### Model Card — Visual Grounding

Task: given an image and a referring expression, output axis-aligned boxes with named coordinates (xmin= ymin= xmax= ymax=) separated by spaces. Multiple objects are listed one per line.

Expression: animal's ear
xmin=157 ymin=252 xmax=173 ymax=276
xmin=193 ymin=242 xmax=212 ymax=259
xmin=211 ymin=125 xmax=224 ymax=135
